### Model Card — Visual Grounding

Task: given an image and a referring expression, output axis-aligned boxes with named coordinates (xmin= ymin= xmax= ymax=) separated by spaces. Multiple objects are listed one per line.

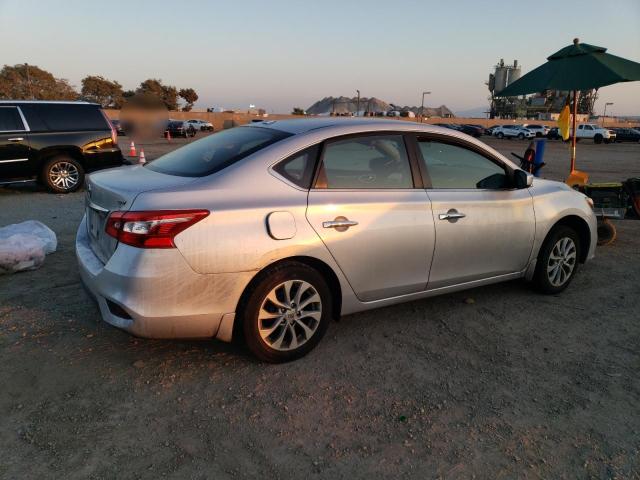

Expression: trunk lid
xmin=85 ymin=165 xmax=197 ymax=264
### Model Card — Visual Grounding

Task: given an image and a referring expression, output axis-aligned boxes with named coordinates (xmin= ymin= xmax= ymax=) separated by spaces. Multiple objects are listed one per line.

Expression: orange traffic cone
xmin=166 ymin=129 xmax=171 ymax=142
xmin=138 ymin=149 xmax=146 ymax=165
xmin=128 ymin=141 xmax=137 ymax=157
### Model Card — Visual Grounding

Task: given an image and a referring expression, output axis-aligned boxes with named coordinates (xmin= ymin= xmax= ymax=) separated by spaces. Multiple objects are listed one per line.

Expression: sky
xmin=1 ymin=0 xmax=639 ymax=115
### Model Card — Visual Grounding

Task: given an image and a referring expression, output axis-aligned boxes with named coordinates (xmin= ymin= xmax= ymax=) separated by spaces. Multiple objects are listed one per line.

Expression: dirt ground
xmin=1 ymin=132 xmax=639 ymax=479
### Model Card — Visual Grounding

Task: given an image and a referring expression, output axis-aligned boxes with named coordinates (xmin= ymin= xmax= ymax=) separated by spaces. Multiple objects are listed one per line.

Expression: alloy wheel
xmin=48 ymin=161 xmax=80 ymax=191
xmin=258 ymin=280 xmax=322 ymax=351
xmin=546 ymin=237 xmax=577 ymax=287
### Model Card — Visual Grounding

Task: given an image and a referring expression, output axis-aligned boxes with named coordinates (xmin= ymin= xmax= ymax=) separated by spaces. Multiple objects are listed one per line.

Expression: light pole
xmin=420 ymin=91 xmax=431 ymax=123
xmin=356 ymin=90 xmax=360 ymax=117
xmin=603 ymin=102 xmax=613 ymax=126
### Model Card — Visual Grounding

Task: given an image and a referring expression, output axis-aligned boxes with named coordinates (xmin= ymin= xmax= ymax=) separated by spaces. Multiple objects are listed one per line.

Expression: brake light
xmin=105 ymin=210 xmax=209 ymax=248
xmin=100 ymin=109 xmax=117 ymax=144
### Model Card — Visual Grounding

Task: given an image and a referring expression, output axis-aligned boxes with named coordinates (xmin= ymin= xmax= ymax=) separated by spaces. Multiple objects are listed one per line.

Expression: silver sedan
xmin=76 ymin=119 xmax=597 ymax=362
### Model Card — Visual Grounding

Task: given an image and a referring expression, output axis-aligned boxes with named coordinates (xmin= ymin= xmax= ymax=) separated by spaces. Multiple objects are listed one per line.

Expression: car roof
xmin=0 ymin=100 xmax=98 ymax=106
xmin=245 ymin=117 xmax=480 ymax=135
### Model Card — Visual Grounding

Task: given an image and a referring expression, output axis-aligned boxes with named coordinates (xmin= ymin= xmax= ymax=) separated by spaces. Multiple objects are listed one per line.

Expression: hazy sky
xmin=1 ymin=0 xmax=639 ymax=115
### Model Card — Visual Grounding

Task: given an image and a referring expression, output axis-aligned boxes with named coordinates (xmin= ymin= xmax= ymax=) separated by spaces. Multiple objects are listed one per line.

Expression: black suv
xmin=0 ymin=101 xmax=123 ymax=193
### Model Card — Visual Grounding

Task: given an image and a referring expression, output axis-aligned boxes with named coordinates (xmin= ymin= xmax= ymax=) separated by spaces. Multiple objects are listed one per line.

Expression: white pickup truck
xmin=574 ymin=123 xmax=617 ymax=144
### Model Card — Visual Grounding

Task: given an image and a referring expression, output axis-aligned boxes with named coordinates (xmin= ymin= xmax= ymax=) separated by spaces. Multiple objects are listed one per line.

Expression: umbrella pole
xmin=570 ymin=89 xmax=578 ymax=172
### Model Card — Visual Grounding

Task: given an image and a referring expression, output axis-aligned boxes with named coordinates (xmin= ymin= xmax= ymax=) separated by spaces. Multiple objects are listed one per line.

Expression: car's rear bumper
xmin=75 ymin=215 xmax=252 ymax=340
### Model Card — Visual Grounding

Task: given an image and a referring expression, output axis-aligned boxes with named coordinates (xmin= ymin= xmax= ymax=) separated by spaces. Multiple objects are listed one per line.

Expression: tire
xmin=41 ymin=155 xmax=85 ymax=193
xmin=594 ymin=134 xmax=603 ymax=144
xmin=497 ymin=132 xmax=504 ymax=139
xmin=533 ymin=225 xmax=581 ymax=294
xmin=240 ymin=261 xmax=333 ymax=363
xmin=518 ymin=133 xmax=525 ymax=140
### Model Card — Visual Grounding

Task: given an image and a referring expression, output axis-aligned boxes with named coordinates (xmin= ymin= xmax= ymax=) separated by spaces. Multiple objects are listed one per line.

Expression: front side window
xmin=418 ymin=141 xmax=508 ymax=189
xmin=316 ymin=135 xmax=413 ymax=189
xmin=147 ymin=126 xmax=292 ymax=177
xmin=0 ymin=107 xmax=25 ymax=131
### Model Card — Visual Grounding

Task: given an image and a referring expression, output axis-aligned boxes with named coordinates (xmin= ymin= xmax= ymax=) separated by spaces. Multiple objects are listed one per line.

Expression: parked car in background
xmin=77 ymin=118 xmax=596 ymax=362
xmin=164 ymin=120 xmax=197 ymax=138
xmin=485 ymin=125 xmax=499 ymax=136
xmin=186 ymin=119 xmax=214 ymax=131
xmin=110 ymin=119 xmax=126 ymax=136
xmin=522 ymin=124 xmax=550 ymax=137
xmin=612 ymin=128 xmax=640 ymax=143
xmin=0 ymin=101 xmax=123 ymax=193
xmin=574 ymin=123 xmax=616 ymax=144
xmin=547 ymin=127 xmax=563 ymax=140
xmin=433 ymin=123 xmax=462 ymax=131
xmin=459 ymin=124 xmax=484 ymax=137
xmin=493 ymin=125 xmax=536 ymax=139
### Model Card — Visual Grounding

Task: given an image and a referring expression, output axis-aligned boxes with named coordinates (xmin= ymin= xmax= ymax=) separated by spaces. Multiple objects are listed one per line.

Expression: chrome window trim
xmin=0 ymin=157 xmax=29 ymax=164
xmin=0 ymin=106 xmax=30 ymax=133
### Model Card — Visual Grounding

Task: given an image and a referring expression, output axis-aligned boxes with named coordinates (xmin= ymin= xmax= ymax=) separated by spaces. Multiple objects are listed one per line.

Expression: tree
xmin=0 ymin=64 xmax=77 ymax=100
xmin=179 ymin=88 xmax=198 ymax=112
xmin=292 ymin=107 xmax=306 ymax=115
xmin=136 ymin=78 xmax=178 ymax=110
xmin=81 ymin=75 xmax=124 ymax=108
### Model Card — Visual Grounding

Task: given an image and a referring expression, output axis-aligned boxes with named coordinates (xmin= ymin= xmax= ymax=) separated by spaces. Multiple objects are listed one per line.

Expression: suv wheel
xmin=241 ymin=261 xmax=332 ymax=363
xmin=594 ymin=134 xmax=603 ymax=144
xmin=533 ymin=225 xmax=580 ymax=294
xmin=497 ymin=132 xmax=504 ymax=139
xmin=517 ymin=132 xmax=525 ymax=140
xmin=42 ymin=155 xmax=85 ymax=193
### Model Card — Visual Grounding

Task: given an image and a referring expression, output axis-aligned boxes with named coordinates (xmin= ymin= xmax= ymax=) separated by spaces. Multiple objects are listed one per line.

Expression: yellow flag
xmin=557 ymin=96 xmax=571 ymax=141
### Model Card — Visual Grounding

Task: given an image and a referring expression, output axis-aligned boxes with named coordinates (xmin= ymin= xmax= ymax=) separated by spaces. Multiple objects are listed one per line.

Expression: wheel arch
xmin=37 ymin=146 xmax=85 ymax=169
xmin=232 ymin=255 xmax=343 ymax=341
xmin=544 ymin=215 xmax=592 ymax=263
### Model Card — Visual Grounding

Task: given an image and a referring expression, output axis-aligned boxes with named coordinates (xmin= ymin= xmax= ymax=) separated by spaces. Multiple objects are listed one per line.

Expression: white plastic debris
xmin=0 ymin=221 xmax=57 ymax=274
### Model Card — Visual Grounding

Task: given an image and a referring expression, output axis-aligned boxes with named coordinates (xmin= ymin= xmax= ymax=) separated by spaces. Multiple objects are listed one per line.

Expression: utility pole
xmin=24 ymin=63 xmax=34 ymax=99
xmin=420 ymin=91 xmax=431 ymax=123
xmin=603 ymin=102 xmax=613 ymax=126
xmin=356 ymin=90 xmax=360 ymax=117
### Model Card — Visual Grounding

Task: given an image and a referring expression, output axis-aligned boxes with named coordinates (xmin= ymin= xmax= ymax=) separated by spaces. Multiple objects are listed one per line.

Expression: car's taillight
xmin=100 ymin=109 xmax=117 ymax=144
xmin=105 ymin=210 xmax=209 ymax=248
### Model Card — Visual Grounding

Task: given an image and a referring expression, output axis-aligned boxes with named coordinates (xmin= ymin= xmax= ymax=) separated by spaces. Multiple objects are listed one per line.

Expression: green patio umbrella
xmin=495 ymin=38 xmax=640 ymax=184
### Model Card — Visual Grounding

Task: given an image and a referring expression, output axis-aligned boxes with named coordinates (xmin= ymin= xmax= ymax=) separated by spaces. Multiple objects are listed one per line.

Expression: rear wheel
xmin=42 ymin=155 xmax=85 ymax=193
xmin=241 ymin=262 xmax=332 ymax=363
xmin=533 ymin=226 xmax=580 ymax=294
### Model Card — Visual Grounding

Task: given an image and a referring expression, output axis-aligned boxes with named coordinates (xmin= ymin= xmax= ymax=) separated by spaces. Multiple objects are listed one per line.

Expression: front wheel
xmin=518 ymin=133 xmax=525 ymax=140
xmin=594 ymin=134 xmax=603 ymax=144
xmin=497 ymin=132 xmax=504 ymax=139
xmin=241 ymin=262 xmax=333 ymax=362
xmin=533 ymin=226 xmax=580 ymax=294
xmin=42 ymin=155 xmax=85 ymax=193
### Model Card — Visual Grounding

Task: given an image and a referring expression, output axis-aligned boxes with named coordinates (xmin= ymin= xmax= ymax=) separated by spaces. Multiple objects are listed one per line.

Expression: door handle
xmin=322 ymin=216 xmax=358 ymax=232
xmin=439 ymin=209 xmax=466 ymax=221
xmin=8 ymin=137 xmax=24 ymax=142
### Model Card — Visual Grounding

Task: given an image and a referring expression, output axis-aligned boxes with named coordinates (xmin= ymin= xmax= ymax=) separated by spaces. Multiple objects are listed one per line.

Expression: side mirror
xmin=514 ymin=169 xmax=533 ymax=189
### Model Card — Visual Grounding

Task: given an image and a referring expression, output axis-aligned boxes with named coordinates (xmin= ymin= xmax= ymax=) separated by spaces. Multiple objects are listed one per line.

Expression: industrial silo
xmin=494 ymin=60 xmax=508 ymax=93
xmin=506 ymin=59 xmax=521 ymax=87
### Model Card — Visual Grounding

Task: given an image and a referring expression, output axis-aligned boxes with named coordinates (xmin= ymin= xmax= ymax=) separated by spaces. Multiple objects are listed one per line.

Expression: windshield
xmin=147 ymin=126 xmax=292 ymax=177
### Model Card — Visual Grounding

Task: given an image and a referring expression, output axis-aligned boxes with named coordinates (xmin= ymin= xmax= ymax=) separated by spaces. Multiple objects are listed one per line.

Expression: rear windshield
xmin=147 ymin=126 xmax=292 ymax=177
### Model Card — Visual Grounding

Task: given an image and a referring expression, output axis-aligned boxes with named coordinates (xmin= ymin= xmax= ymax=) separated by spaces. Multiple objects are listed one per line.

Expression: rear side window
xmin=31 ymin=104 xmax=108 ymax=131
xmin=273 ymin=145 xmax=319 ymax=189
xmin=315 ymin=135 xmax=413 ymax=189
xmin=0 ymin=107 xmax=25 ymax=131
xmin=147 ymin=126 xmax=292 ymax=177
